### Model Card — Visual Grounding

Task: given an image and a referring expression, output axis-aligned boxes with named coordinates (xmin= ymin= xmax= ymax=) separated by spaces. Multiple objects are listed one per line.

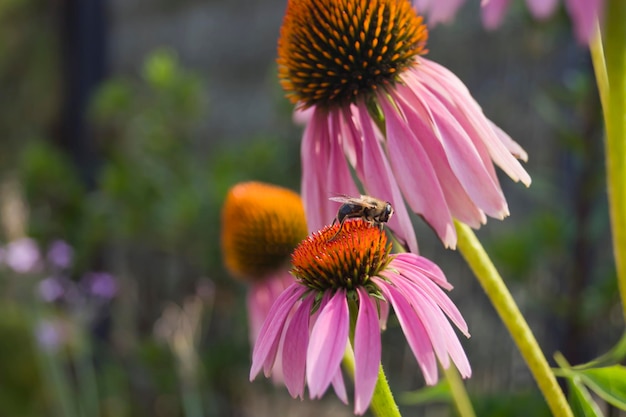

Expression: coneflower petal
xmin=282 ymin=295 xmax=314 ymax=398
xmin=307 ymin=289 xmax=349 ymax=398
xmin=391 ymin=274 xmax=451 ymax=367
xmin=301 ymin=108 xmax=334 ymax=233
xmin=379 ymin=94 xmax=456 ymax=247
xmin=418 ymin=59 xmax=531 ymax=186
xmin=393 ymin=253 xmax=451 ymax=289
xmin=392 ymin=84 xmax=487 ymax=228
xmin=250 ymin=284 xmax=306 ymax=380
xmin=403 ymin=69 xmax=510 ymax=219
xmin=327 ymin=110 xmax=361 ymax=207
xmin=356 ymin=101 xmax=419 ymax=253
xmin=375 ymin=279 xmax=438 ymax=385
xmin=354 ymin=287 xmax=381 ymax=415
xmin=332 ymin=368 xmax=349 ymax=405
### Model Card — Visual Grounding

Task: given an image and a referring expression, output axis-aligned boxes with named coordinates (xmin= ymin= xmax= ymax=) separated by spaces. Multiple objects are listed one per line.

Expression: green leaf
xmin=574 ymin=332 xmax=626 ymax=369
xmin=567 ymin=377 xmax=604 ymax=417
xmin=579 ymin=366 xmax=626 ymax=410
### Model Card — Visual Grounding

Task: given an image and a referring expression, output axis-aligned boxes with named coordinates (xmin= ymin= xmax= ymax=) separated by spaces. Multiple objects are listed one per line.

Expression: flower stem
xmin=455 ymin=221 xmax=573 ymax=417
xmin=442 ymin=365 xmax=476 ymax=417
xmin=602 ymin=0 xmax=626 ymax=322
xmin=589 ymin=22 xmax=608 ymax=120
xmin=346 ymin=299 xmax=401 ymax=417
xmin=342 ymin=348 xmax=401 ymax=417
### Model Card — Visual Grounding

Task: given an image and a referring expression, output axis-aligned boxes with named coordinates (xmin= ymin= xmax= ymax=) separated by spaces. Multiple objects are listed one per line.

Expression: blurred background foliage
xmin=0 ymin=0 xmax=622 ymax=416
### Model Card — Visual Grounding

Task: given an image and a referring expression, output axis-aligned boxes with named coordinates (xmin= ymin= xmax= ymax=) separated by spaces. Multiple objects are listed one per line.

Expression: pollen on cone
xmin=291 ymin=220 xmax=392 ymax=290
xmin=221 ymin=182 xmax=308 ymax=281
xmin=278 ymin=0 xmax=428 ymax=107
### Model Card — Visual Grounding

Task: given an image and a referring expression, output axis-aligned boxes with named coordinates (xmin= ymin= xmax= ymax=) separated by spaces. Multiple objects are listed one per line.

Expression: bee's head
xmin=382 ymin=202 xmax=394 ymax=222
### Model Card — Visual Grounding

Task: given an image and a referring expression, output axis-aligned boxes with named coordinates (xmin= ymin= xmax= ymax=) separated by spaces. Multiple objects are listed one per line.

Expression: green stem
xmin=37 ymin=348 xmax=79 ymax=417
xmin=442 ymin=365 xmax=476 ymax=417
xmin=589 ymin=22 xmax=608 ymax=120
xmin=455 ymin=221 xmax=573 ymax=417
xmin=345 ymin=299 xmax=401 ymax=417
xmin=73 ymin=332 xmax=100 ymax=417
xmin=602 ymin=0 xmax=626 ymax=322
xmin=342 ymin=348 xmax=401 ymax=417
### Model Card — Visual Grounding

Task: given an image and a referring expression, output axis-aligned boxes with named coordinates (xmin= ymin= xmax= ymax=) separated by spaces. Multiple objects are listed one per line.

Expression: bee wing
xmin=329 ymin=195 xmax=377 ymax=208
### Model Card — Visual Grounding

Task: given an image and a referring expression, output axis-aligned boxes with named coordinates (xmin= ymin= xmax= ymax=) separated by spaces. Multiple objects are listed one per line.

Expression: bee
xmin=329 ymin=194 xmax=394 ymax=238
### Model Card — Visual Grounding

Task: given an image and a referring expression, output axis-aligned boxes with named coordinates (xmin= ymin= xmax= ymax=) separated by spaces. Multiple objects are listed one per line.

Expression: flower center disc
xmin=291 ymin=220 xmax=392 ymax=291
xmin=277 ymin=0 xmax=428 ymax=108
xmin=221 ymin=182 xmax=308 ymax=281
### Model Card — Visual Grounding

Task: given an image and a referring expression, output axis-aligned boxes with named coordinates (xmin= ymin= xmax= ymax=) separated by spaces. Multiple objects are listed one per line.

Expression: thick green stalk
xmin=455 ymin=221 xmax=573 ymax=417
xmin=342 ymin=348 xmax=401 ymax=417
xmin=602 ymin=0 xmax=626 ymax=321
xmin=345 ymin=300 xmax=401 ymax=417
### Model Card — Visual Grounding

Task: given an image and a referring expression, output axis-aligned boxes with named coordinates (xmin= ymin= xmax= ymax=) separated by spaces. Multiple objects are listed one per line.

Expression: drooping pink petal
xmin=293 ymin=106 xmax=314 ymax=125
xmin=247 ymin=271 xmax=294 ymax=344
xmin=379 ymin=94 xmax=456 ymax=247
xmin=355 ymin=101 xmax=419 ymax=253
xmin=378 ymin=298 xmax=390 ymax=331
xmin=327 ymin=110 xmax=361 ymax=203
xmin=565 ymin=0 xmax=603 ymax=44
xmin=301 ymin=108 xmax=334 ymax=233
xmin=282 ymin=294 xmax=314 ymax=398
xmin=526 ymin=0 xmax=559 ymax=19
xmin=374 ymin=279 xmax=438 ymax=385
xmin=403 ymin=68 xmax=510 ymax=220
xmin=488 ymin=120 xmax=528 ymax=162
xmin=340 ymin=105 xmax=364 ymax=177
xmin=392 ymin=86 xmax=487 ymax=229
xmin=389 ymin=273 xmax=450 ymax=368
xmin=354 ymin=287 xmax=381 ymax=415
xmin=332 ymin=368 xmax=349 ymax=405
xmin=392 ymin=253 xmax=452 ymax=289
xmin=481 ymin=0 xmax=510 ymax=29
xmin=307 ymin=289 xmax=349 ymax=398
xmin=391 ymin=256 xmax=469 ymax=337
xmin=417 ymin=59 xmax=531 ymax=187
xmin=250 ymin=284 xmax=306 ymax=380
xmin=392 ymin=274 xmax=472 ymax=377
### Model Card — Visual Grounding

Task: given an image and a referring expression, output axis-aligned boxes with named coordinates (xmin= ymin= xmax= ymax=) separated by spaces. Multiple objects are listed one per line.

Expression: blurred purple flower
xmin=46 ymin=240 xmax=74 ymax=269
xmin=4 ymin=238 xmax=41 ymax=273
xmin=82 ymin=272 xmax=117 ymax=300
xmin=37 ymin=276 xmax=68 ymax=302
xmin=35 ymin=319 xmax=67 ymax=353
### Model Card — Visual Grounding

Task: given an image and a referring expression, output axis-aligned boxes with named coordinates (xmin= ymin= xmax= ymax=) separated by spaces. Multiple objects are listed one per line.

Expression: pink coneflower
xmin=481 ymin=0 xmax=604 ymax=43
xmin=221 ymin=182 xmax=308 ymax=344
xmin=278 ymin=0 xmax=530 ymax=251
xmin=250 ymin=220 xmax=471 ymax=415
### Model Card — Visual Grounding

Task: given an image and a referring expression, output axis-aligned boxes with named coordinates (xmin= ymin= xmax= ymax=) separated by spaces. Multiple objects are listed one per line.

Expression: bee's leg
xmin=331 ymin=219 xmax=346 ymax=240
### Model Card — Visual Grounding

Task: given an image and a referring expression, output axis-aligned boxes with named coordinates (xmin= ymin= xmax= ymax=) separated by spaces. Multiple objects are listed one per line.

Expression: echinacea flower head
xmin=221 ymin=181 xmax=308 ymax=343
xmin=250 ymin=220 xmax=471 ymax=415
xmin=278 ymin=0 xmax=530 ymax=251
